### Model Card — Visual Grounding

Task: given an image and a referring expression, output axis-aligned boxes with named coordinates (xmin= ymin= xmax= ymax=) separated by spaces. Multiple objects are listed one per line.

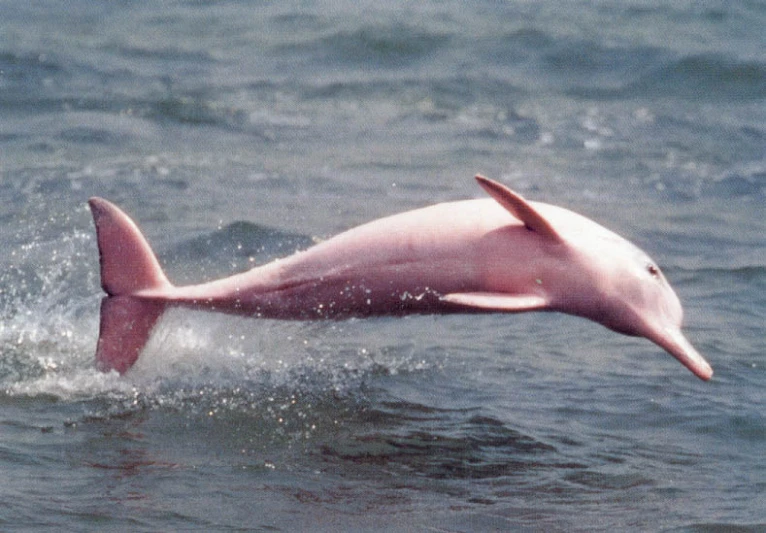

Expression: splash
xmin=0 ymin=222 xmax=437 ymax=437
xmin=0 ymin=228 xmax=99 ymax=386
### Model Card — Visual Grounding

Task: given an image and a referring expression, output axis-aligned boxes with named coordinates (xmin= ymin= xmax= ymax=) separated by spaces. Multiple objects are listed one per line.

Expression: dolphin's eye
xmin=647 ymin=264 xmax=660 ymax=278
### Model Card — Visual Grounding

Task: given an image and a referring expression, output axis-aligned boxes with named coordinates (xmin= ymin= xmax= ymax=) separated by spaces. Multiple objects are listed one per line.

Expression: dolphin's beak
xmin=647 ymin=326 xmax=713 ymax=381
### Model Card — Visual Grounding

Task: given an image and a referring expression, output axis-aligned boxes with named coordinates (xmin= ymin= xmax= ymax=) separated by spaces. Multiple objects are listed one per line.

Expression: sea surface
xmin=1 ymin=1 xmax=764 ymax=531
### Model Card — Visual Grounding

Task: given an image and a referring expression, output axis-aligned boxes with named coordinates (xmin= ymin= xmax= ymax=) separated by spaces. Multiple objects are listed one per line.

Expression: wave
xmin=570 ymin=52 xmax=766 ymax=102
xmin=652 ymin=164 xmax=766 ymax=201
xmin=320 ymin=407 xmax=584 ymax=482
xmin=275 ymin=22 xmax=452 ymax=68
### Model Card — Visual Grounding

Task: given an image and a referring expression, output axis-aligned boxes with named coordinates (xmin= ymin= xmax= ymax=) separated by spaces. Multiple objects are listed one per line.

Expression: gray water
xmin=1 ymin=1 xmax=765 ymax=531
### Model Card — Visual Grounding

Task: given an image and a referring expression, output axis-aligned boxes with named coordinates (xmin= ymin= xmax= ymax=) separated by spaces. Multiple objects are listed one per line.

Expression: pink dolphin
xmin=88 ymin=175 xmax=712 ymax=380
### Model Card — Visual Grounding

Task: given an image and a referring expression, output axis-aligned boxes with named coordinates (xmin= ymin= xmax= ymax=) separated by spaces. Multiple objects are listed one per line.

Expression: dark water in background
xmin=1 ymin=1 xmax=765 ymax=530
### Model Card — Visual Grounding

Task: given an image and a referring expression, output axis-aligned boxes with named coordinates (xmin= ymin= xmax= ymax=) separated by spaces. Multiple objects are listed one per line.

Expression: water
xmin=1 ymin=1 xmax=764 ymax=530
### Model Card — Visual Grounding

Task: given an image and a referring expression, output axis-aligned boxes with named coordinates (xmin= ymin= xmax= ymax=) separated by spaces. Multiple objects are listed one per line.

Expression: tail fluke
xmin=96 ymin=296 xmax=166 ymax=373
xmin=89 ymin=197 xmax=170 ymax=296
xmin=89 ymin=197 xmax=172 ymax=374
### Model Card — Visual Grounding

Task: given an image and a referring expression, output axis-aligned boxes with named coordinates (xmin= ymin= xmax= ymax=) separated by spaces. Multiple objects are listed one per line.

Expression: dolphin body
xmin=88 ymin=175 xmax=713 ymax=380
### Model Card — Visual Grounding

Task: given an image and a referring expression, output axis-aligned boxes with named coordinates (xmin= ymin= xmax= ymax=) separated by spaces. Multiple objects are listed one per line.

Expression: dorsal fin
xmin=475 ymin=175 xmax=560 ymax=241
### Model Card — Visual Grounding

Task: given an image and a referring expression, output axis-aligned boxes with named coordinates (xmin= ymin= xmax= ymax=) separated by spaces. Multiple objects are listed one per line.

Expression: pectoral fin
xmin=441 ymin=292 xmax=549 ymax=312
